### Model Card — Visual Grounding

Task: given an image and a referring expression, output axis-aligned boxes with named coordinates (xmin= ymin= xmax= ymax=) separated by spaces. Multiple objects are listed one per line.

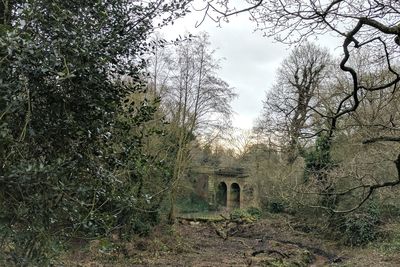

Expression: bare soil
xmin=63 ymin=214 xmax=400 ymax=267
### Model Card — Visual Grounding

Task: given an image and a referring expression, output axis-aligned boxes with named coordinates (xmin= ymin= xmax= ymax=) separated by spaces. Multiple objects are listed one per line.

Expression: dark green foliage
xmin=229 ymin=208 xmax=260 ymax=222
xmin=0 ymin=0 xmax=188 ymax=264
xmin=303 ymin=133 xmax=334 ymax=182
xmin=269 ymin=201 xmax=286 ymax=213
xmin=338 ymin=201 xmax=381 ymax=246
xmin=343 ymin=214 xmax=378 ymax=246
xmin=246 ymin=206 xmax=262 ymax=219
xmin=177 ymin=193 xmax=209 ymax=214
xmin=229 ymin=209 xmax=248 ymax=220
xmin=303 ymin=133 xmax=337 ymax=209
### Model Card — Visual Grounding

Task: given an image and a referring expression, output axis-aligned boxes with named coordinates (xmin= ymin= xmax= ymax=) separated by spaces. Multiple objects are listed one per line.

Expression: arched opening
xmin=230 ymin=183 xmax=240 ymax=208
xmin=216 ymin=182 xmax=227 ymax=207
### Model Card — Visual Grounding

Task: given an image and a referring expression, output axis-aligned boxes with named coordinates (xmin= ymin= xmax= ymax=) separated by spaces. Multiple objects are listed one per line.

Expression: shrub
xmin=246 ymin=207 xmax=262 ymax=219
xmin=177 ymin=193 xmax=209 ymax=214
xmin=230 ymin=209 xmax=248 ymax=220
xmin=340 ymin=201 xmax=381 ymax=246
xmin=0 ymin=1 xmax=187 ymax=264
xmin=343 ymin=213 xmax=378 ymax=246
xmin=269 ymin=201 xmax=286 ymax=213
xmin=229 ymin=209 xmax=259 ymax=222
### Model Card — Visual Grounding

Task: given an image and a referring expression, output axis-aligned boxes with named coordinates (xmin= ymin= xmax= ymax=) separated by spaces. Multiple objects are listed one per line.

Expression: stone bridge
xmin=193 ymin=167 xmax=257 ymax=209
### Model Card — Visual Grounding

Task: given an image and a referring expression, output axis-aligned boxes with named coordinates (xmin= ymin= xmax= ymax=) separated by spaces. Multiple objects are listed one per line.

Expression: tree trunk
xmin=0 ymin=0 xmax=13 ymax=26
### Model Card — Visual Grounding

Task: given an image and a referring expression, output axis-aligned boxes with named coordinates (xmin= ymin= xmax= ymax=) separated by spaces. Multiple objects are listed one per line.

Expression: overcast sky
xmin=161 ymin=3 xmax=343 ymax=130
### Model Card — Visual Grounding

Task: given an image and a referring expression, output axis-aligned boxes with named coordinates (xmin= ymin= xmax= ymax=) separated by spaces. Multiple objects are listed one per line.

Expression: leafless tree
xmin=148 ymin=32 xmax=236 ymax=137
xmin=256 ymin=42 xmax=332 ymax=163
xmin=198 ymin=0 xmax=400 ymax=212
xmin=147 ymin=32 xmax=236 ymax=220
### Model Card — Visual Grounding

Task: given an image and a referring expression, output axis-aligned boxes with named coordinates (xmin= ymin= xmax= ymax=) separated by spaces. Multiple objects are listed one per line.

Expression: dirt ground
xmin=65 ymin=214 xmax=400 ymax=267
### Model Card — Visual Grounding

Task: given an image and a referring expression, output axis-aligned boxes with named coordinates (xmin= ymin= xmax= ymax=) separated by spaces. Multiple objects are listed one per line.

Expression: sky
xmin=160 ymin=2 xmax=343 ymax=130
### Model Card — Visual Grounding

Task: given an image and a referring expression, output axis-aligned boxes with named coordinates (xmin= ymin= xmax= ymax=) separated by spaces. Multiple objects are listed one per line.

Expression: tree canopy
xmin=0 ymin=0 xmax=189 ymax=264
xmin=198 ymin=0 xmax=400 ymax=211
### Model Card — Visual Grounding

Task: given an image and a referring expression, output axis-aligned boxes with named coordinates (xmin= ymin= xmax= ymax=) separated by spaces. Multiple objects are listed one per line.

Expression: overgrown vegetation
xmin=229 ymin=207 xmax=262 ymax=222
xmin=176 ymin=193 xmax=210 ymax=214
xmin=0 ymin=0 xmax=189 ymax=265
xmin=2 ymin=0 xmax=400 ymax=265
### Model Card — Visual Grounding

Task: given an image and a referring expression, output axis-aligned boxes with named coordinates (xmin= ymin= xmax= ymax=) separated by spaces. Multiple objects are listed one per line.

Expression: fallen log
xmin=177 ymin=214 xmax=227 ymax=223
xmin=251 ymin=249 xmax=289 ymax=258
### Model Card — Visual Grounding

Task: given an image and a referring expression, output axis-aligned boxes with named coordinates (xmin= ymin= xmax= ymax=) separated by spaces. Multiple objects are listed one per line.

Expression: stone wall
xmin=209 ymin=174 xmax=257 ymax=209
xmin=192 ymin=168 xmax=258 ymax=210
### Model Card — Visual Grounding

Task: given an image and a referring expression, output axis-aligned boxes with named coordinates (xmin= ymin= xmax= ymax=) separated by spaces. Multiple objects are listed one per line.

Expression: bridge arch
xmin=230 ymin=183 xmax=241 ymax=208
xmin=216 ymin=182 xmax=227 ymax=207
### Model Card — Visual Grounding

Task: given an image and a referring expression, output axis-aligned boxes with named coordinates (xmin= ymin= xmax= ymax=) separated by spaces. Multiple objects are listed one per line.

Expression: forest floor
xmin=64 ymin=213 xmax=400 ymax=267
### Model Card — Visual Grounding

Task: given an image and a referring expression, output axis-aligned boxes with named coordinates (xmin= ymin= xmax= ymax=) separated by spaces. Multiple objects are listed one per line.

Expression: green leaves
xmin=0 ymin=0 xmax=188 ymax=264
xmin=303 ymin=133 xmax=334 ymax=182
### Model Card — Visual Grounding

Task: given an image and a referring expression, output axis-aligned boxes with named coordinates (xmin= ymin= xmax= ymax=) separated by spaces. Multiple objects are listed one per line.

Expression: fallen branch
xmin=211 ymin=222 xmax=228 ymax=240
xmin=363 ymin=136 xmax=400 ymax=144
xmin=177 ymin=216 xmax=225 ymax=223
xmin=251 ymin=249 xmax=289 ymax=258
